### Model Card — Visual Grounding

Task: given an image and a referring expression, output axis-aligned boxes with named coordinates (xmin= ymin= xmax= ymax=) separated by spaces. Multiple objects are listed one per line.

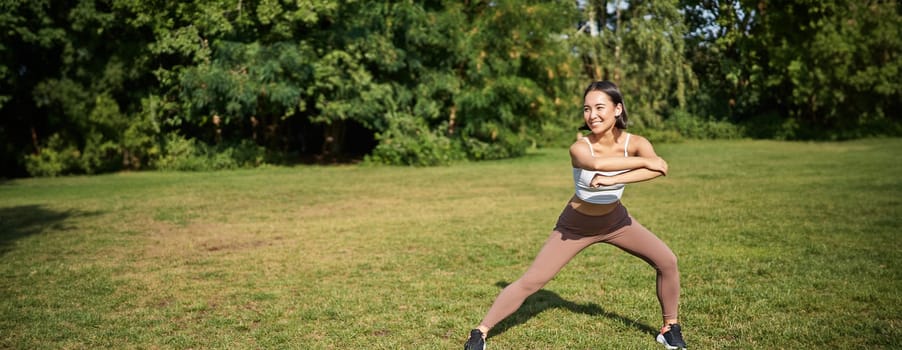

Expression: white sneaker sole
xmin=656 ymin=333 xmax=684 ymax=350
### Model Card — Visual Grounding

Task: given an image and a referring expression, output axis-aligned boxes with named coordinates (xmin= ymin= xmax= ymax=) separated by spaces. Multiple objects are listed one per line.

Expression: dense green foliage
xmin=682 ymin=0 xmax=901 ymax=139
xmin=1 ymin=0 xmax=899 ymax=176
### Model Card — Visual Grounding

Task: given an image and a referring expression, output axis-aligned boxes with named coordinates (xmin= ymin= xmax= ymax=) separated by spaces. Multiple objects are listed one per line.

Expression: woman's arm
xmin=588 ymin=135 xmax=668 ymax=187
xmin=569 ymin=141 xmax=657 ymax=171
xmin=591 ymin=168 xmax=664 ymax=187
xmin=569 ymin=138 xmax=668 ymax=174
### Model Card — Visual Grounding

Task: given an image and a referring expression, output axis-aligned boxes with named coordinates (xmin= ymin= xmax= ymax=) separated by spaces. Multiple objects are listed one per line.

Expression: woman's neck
xmin=590 ymin=128 xmax=623 ymax=145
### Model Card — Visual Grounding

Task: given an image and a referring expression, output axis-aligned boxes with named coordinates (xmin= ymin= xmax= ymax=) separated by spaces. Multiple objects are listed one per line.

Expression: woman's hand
xmin=590 ymin=174 xmax=617 ymax=188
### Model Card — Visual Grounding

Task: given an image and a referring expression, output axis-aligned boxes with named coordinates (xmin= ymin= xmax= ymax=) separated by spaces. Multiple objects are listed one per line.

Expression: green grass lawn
xmin=1 ymin=139 xmax=900 ymax=349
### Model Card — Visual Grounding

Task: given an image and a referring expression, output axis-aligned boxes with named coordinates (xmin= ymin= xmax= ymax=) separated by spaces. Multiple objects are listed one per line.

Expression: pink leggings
xmin=479 ymin=203 xmax=680 ymax=329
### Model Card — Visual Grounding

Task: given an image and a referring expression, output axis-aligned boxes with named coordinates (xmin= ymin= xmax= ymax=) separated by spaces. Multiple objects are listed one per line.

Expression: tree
xmin=370 ymin=0 xmax=585 ymax=163
xmin=449 ymin=0 xmax=583 ymax=156
xmin=573 ymin=0 xmax=697 ymax=131
xmin=682 ymin=0 xmax=901 ymax=139
xmin=756 ymin=0 xmax=901 ymax=138
xmin=1 ymin=0 xmax=161 ymax=175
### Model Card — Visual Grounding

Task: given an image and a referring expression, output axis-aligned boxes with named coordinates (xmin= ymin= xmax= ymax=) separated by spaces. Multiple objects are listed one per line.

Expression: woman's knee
xmin=511 ymin=277 xmax=546 ymax=294
xmin=654 ymin=251 xmax=678 ymax=273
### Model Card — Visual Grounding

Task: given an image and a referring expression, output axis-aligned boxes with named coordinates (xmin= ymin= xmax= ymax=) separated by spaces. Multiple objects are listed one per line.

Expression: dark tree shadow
xmin=488 ymin=281 xmax=658 ymax=339
xmin=0 ymin=205 xmax=96 ymax=255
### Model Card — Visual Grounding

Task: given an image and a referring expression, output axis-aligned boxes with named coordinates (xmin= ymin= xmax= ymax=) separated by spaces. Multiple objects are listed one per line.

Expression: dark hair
xmin=583 ymin=81 xmax=628 ymax=129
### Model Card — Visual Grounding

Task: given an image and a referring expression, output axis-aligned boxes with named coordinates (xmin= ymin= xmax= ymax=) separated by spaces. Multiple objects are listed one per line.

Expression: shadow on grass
xmin=0 ymin=205 xmax=95 ymax=255
xmin=489 ymin=281 xmax=658 ymax=339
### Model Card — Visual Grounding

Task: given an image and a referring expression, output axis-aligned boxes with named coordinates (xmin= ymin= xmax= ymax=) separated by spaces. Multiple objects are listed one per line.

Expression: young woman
xmin=464 ymin=81 xmax=687 ymax=350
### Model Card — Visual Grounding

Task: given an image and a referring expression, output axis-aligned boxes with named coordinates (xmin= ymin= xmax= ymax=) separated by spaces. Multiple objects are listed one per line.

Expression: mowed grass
xmin=1 ymin=139 xmax=899 ymax=349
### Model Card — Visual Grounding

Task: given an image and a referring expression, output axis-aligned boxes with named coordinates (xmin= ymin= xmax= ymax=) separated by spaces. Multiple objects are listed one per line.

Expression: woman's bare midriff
xmin=569 ymin=195 xmax=620 ymax=216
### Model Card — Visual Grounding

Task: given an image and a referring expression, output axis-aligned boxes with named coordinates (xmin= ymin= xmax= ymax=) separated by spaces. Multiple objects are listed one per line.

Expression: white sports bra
xmin=572 ymin=134 xmax=631 ymax=204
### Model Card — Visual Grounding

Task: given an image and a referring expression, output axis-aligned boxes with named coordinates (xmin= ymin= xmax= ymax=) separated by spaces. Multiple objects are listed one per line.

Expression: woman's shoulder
xmin=626 ymin=132 xmax=651 ymax=144
xmin=569 ymin=136 xmax=593 ymax=164
xmin=625 ymin=133 xmax=656 ymax=155
xmin=569 ymin=136 xmax=589 ymax=149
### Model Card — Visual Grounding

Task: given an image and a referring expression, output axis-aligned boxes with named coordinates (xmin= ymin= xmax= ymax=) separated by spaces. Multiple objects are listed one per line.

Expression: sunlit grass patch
xmin=1 ymin=139 xmax=900 ymax=349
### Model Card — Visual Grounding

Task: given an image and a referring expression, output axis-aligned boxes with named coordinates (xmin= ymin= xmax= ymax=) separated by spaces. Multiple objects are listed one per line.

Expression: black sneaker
xmin=656 ymin=323 xmax=687 ymax=349
xmin=464 ymin=329 xmax=486 ymax=350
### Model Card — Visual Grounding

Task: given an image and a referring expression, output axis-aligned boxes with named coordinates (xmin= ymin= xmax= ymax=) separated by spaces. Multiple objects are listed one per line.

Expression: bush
xmin=153 ymin=134 xmax=267 ymax=171
xmin=460 ymin=135 xmax=527 ymax=161
xmin=664 ymin=110 xmax=744 ymax=140
xmin=24 ymin=96 xmax=163 ymax=177
xmin=637 ymin=128 xmax=684 ymax=144
xmin=740 ymin=112 xmax=798 ymax=140
xmin=79 ymin=133 xmax=122 ymax=174
xmin=536 ymin=120 xmax=584 ymax=148
xmin=24 ymin=134 xmax=81 ymax=177
xmin=366 ymin=113 xmax=465 ymax=166
xmin=120 ymin=96 xmax=164 ymax=170
xmin=458 ymin=121 xmax=530 ymax=161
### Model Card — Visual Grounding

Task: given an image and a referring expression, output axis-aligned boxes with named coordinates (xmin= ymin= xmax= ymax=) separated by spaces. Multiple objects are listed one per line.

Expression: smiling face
xmin=583 ymin=90 xmax=623 ymax=134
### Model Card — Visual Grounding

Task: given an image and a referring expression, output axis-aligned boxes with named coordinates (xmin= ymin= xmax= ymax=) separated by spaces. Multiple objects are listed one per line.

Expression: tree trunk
xmin=321 ymin=120 xmax=346 ymax=160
